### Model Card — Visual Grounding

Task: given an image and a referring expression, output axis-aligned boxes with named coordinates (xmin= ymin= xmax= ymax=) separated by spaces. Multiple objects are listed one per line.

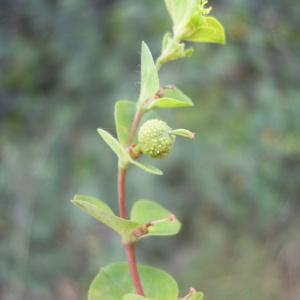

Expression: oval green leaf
xmin=146 ymin=87 xmax=193 ymax=109
xmin=138 ymin=42 xmax=160 ymax=107
xmin=185 ymin=16 xmax=226 ymax=45
xmin=114 ymin=100 xmax=136 ymax=146
xmin=131 ymin=199 xmax=181 ymax=237
xmin=130 ymin=160 xmax=163 ymax=176
xmin=71 ymin=195 xmax=139 ymax=241
xmin=88 ymin=262 xmax=178 ymax=300
xmin=97 ymin=128 xmax=130 ymax=167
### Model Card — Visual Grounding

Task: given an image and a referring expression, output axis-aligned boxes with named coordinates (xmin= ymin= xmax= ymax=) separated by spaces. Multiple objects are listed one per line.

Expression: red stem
xmin=125 ymin=243 xmax=145 ymax=296
xmin=118 ymin=168 xmax=127 ymax=219
xmin=127 ymin=110 xmax=143 ymax=146
xmin=118 ymin=109 xmax=146 ymax=295
xmin=118 ymin=167 xmax=145 ymax=295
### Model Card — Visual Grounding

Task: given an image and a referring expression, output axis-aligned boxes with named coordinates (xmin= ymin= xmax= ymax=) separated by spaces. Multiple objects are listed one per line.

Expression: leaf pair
xmin=72 ymin=195 xmax=181 ymax=242
xmin=88 ymin=263 xmax=177 ymax=300
xmin=137 ymin=42 xmax=194 ymax=109
xmin=88 ymin=262 xmax=204 ymax=300
xmin=164 ymin=0 xmax=226 ymax=45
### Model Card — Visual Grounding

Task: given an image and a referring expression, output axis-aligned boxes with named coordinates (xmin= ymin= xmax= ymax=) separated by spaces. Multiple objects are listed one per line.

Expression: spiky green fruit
xmin=138 ymin=119 xmax=175 ymax=158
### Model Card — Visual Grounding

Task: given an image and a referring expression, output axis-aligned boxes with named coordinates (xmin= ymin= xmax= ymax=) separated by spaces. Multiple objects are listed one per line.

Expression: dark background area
xmin=1 ymin=0 xmax=300 ymax=299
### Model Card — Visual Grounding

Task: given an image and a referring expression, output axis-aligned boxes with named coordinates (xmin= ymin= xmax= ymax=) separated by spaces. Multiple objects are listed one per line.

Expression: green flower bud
xmin=138 ymin=119 xmax=175 ymax=159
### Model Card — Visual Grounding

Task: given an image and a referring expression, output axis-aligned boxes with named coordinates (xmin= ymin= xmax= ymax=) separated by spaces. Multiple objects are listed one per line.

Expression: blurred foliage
xmin=1 ymin=0 xmax=300 ymax=300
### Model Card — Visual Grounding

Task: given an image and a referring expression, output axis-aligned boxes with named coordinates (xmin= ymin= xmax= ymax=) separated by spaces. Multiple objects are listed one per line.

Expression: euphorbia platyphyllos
xmin=71 ymin=1 xmax=225 ymax=299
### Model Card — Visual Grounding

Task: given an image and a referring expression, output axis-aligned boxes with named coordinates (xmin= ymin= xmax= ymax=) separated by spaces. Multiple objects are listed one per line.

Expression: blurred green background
xmin=1 ymin=0 xmax=300 ymax=299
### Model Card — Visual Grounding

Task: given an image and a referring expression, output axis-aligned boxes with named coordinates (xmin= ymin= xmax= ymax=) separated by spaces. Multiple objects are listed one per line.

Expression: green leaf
xmin=138 ymin=42 xmax=160 ymax=107
xmin=97 ymin=128 xmax=130 ymax=167
xmin=131 ymin=199 xmax=181 ymax=237
xmin=164 ymin=0 xmax=197 ymax=32
xmin=114 ymin=100 xmax=160 ymax=146
xmin=123 ymin=294 xmax=154 ymax=300
xmin=185 ymin=16 xmax=226 ymax=45
xmin=71 ymin=195 xmax=139 ymax=241
xmin=130 ymin=160 xmax=163 ymax=176
xmin=114 ymin=100 xmax=136 ymax=146
xmin=88 ymin=262 xmax=178 ymax=300
xmin=146 ymin=87 xmax=194 ymax=109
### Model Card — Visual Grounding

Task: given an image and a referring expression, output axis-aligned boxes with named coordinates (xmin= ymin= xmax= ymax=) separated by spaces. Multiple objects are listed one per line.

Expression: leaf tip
xmin=71 ymin=194 xmax=77 ymax=201
xmin=70 ymin=196 xmax=79 ymax=206
xmin=71 ymin=195 xmax=87 ymax=208
xmin=141 ymin=40 xmax=150 ymax=53
xmin=97 ymin=128 xmax=103 ymax=135
xmin=156 ymin=169 xmax=164 ymax=176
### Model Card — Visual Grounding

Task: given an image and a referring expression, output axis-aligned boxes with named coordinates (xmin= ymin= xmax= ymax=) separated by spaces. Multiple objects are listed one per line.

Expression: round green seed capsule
xmin=138 ymin=119 xmax=175 ymax=159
